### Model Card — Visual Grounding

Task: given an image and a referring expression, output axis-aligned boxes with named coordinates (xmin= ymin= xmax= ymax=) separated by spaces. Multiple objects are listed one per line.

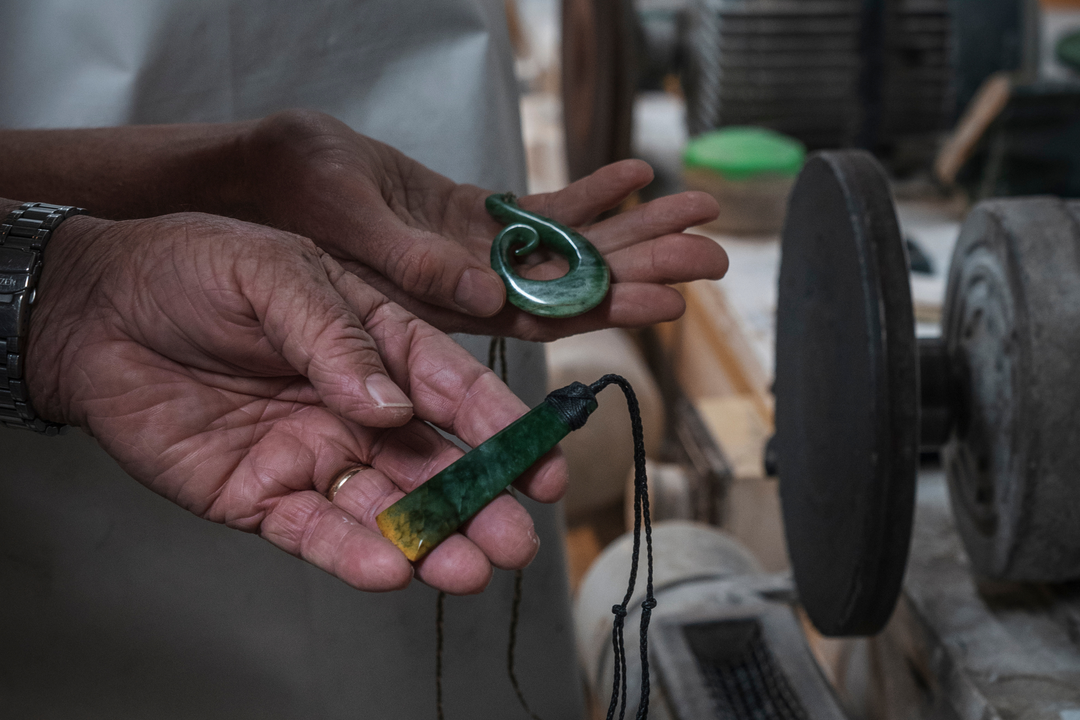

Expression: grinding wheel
xmin=775 ymin=150 xmax=918 ymax=637
xmin=943 ymin=198 xmax=1080 ymax=582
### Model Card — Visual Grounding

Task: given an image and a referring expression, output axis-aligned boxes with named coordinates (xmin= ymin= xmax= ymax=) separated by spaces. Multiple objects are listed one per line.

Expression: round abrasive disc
xmin=943 ymin=198 xmax=1080 ymax=582
xmin=775 ymin=150 xmax=918 ymax=637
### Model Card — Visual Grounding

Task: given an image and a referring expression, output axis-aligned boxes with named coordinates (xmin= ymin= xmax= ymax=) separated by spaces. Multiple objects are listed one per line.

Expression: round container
xmin=1056 ymin=29 xmax=1080 ymax=73
xmin=683 ymin=126 xmax=805 ymax=235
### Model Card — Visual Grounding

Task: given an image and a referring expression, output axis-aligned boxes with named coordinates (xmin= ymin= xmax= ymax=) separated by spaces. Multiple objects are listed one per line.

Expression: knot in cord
xmin=641 ymin=598 xmax=657 ymax=611
xmin=611 ymin=605 xmax=628 ymax=619
xmin=544 ymin=382 xmax=597 ymax=431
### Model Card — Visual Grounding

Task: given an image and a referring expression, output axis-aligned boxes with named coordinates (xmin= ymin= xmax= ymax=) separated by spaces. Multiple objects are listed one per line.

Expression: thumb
xmin=340 ymin=194 xmax=506 ymax=318
xmin=252 ymin=245 xmax=414 ymax=428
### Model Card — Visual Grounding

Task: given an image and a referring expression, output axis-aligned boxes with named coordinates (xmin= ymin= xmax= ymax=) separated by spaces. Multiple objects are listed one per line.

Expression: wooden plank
xmin=934 ymin=73 xmax=1012 ymax=186
xmin=657 ymin=280 xmax=774 ymax=422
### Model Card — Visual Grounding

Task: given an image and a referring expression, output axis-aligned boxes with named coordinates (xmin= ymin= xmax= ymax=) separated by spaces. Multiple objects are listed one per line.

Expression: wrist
xmin=22 ymin=211 xmax=112 ymax=429
xmin=181 ymin=122 xmax=263 ymax=222
xmin=237 ymin=110 xmax=345 ymax=232
xmin=0 ymin=125 xmax=259 ymax=222
xmin=0 ymin=198 xmax=22 ymax=219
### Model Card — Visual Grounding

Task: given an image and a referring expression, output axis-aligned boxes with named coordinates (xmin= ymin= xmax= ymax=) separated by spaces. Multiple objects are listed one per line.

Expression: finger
xmin=347 ymin=256 xmax=694 ymax=349
xmin=343 ymin=420 xmax=466 ymax=502
xmin=412 ymin=534 xmax=494 ymax=594
xmin=334 ymin=181 xmax=507 ymax=318
xmin=335 ymin=279 xmax=572 ymax=505
xmin=458 ymin=492 xmax=540 ymax=569
xmin=520 ymin=159 xmax=655 ymax=227
xmin=606 ymin=233 xmax=729 ymax=284
xmin=585 ymin=191 xmax=721 ymax=254
xmin=479 ymin=282 xmax=688 ymax=343
xmin=407 ymin=492 xmax=541 ymax=594
xmin=170 ymin=395 xmax=500 ymax=593
xmin=195 ymin=406 xmax=497 ymax=593
xmin=260 ymin=490 xmax=416 ymax=592
xmin=245 ymin=241 xmax=415 ymax=428
xmin=587 ymin=283 xmax=689 ymax=327
xmin=326 ymin=464 xmax=492 ymax=593
xmin=328 ymin=461 xmax=536 ymax=593
xmin=196 ymin=409 xmax=423 ymax=593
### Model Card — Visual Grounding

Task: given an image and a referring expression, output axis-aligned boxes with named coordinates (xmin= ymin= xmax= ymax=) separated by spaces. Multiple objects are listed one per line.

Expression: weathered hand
xmin=242 ymin=110 xmax=729 ymax=339
xmin=0 ymin=111 xmax=728 ymax=339
xmin=25 ymin=209 xmax=566 ymax=594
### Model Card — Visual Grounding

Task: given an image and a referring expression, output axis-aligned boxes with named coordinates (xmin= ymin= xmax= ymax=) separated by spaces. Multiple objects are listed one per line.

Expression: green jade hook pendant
xmin=485 ymin=193 xmax=610 ymax=317
xmin=377 ymin=382 xmax=598 ymax=561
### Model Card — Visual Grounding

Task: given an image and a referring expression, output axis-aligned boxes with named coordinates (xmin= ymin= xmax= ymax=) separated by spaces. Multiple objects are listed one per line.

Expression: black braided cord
xmin=589 ymin=374 xmax=657 ymax=720
xmin=432 ymin=356 xmax=655 ymax=720
xmin=494 ymin=337 xmax=543 ymax=720
xmin=435 ymin=590 xmax=446 ymax=720
xmin=508 ymin=568 xmax=543 ymax=720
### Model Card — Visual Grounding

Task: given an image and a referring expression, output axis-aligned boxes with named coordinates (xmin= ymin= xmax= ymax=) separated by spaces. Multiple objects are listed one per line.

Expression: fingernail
xmin=522 ymin=528 xmax=541 ymax=565
xmin=366 ymin=373 xmax=413 ymax=408
xmin=454 ymin=268 xmax=505 ymax=317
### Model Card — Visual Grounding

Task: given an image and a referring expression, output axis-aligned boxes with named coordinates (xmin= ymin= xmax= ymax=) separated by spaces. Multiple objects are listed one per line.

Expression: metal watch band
xmin=0 ymin=202 xmax=87 ymax=434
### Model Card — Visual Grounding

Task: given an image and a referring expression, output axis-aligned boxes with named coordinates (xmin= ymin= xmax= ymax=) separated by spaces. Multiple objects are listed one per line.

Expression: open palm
xmin=244 ymin=110 xmax=729 ymax=339
xmin=28 ymin=211 xmax=565 ymax=594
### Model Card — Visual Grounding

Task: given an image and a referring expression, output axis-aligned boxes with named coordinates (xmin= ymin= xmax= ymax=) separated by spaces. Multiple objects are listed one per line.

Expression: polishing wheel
xmin=941 ymin=198 xmax=1080 ymax=582
xmin=776 ymin=150 xmax=1080 ymax=638
xmin=775 ymin=150 xmax=918 ymax=638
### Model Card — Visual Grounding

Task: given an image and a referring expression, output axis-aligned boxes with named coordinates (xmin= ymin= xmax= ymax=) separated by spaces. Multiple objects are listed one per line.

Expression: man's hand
xmin=0 ymin=111 xmax=727 ymax=341
xmin=25 ymin=209 xmax=566 ymax=594
xmin=242 ymin=110 xmax=729 ymax=339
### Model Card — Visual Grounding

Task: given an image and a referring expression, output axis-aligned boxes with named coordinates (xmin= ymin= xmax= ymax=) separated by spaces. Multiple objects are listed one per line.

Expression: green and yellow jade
xmin=486 ymin=193 xmax=610 ymax=318
xmin=377 ymin=382 xmax=598 ymax=561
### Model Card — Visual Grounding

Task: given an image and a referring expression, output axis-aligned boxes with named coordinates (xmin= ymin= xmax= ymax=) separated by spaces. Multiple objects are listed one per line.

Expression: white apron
xmin=0 ymin=2 xmax=583 ymax=718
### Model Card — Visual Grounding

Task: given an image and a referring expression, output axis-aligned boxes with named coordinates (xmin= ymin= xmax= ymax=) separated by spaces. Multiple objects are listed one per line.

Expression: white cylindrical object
xmin=575 ymin=521 xmax=763 ymax=717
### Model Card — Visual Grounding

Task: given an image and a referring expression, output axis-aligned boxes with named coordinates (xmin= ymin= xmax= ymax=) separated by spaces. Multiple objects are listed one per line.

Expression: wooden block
xmin=697 ymin=395 xmax=770 ymax=480
xmin=695 ymin=395 xmax=788 ymax=572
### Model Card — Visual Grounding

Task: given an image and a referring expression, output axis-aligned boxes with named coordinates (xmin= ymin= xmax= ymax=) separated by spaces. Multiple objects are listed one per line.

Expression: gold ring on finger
xmin=327 ymin=465 xmax=368 ymax=502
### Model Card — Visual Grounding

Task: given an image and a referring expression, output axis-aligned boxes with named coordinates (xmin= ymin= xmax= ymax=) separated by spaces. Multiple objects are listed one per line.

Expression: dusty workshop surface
xmin=877 ymin=471 xmax=1080 ymax=718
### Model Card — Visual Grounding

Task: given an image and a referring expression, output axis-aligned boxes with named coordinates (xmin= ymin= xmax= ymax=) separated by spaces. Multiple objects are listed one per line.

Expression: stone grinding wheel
xmin=943 ymin=198 xmax=1080 ymax=582
xmin=775 ymin=150 xmax=919 ymax=637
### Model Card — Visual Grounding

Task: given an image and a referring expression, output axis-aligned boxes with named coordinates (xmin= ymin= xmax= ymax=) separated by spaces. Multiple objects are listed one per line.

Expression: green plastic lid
xmin=683 ymin=127 xmax=806 ymax=180
xmin=1057 ymin=30 xmax=1080 ymax=73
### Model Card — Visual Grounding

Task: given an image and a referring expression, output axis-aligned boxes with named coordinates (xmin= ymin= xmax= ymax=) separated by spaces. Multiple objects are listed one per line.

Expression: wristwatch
xmin=0 ymin=202 xmax=87 ymax=434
